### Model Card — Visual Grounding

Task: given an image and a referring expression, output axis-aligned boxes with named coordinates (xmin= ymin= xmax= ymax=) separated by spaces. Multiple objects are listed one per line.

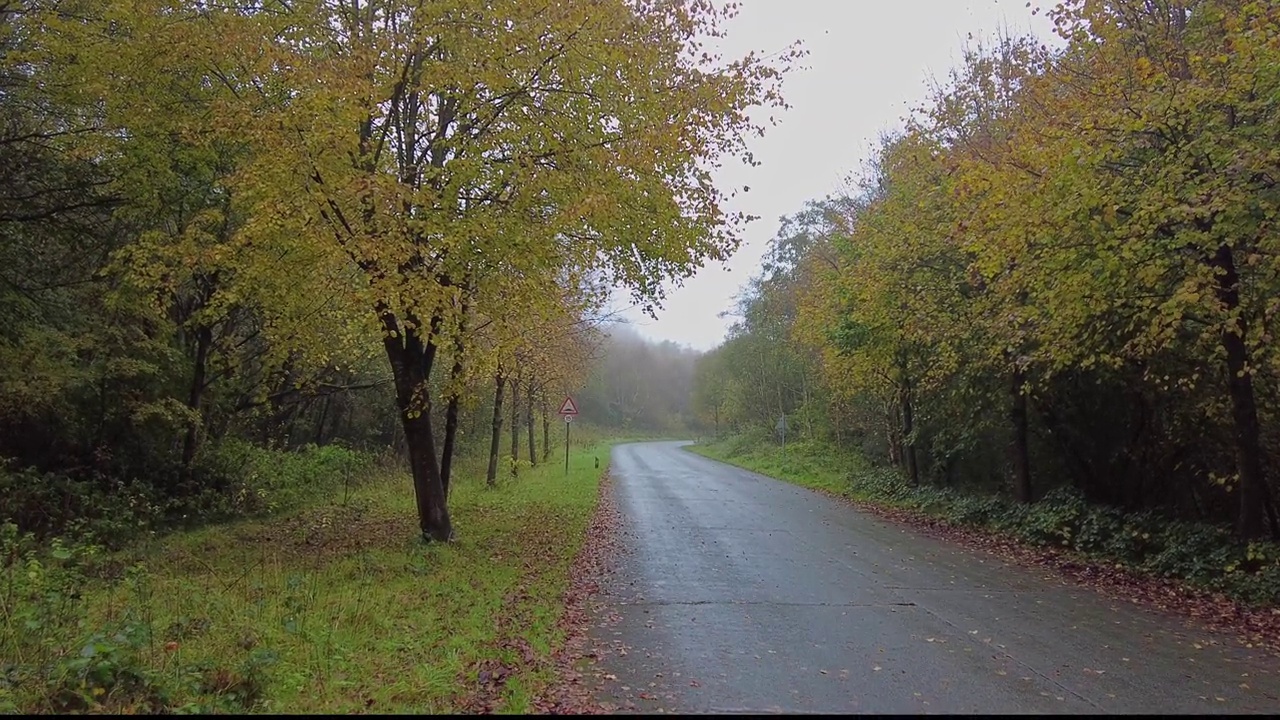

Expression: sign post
xmin=557 ymin=396 xmax=579 ymax=475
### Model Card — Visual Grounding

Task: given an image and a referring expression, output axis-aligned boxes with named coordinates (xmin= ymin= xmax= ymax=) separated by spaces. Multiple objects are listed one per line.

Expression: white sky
xmin=620 ymin=0 xmax=1057 ymax=351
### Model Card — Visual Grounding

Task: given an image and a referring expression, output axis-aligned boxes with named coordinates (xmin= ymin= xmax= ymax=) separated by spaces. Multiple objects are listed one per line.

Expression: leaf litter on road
xmin=805 ymin=486 xmax=1280 ymax=657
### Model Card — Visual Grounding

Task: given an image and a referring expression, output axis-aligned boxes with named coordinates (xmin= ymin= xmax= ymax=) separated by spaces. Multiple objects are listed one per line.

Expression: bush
xmin=720 ymin=428 xmax=772 ymax=459
xmin=1142 ymin=521 xmax=1235 ymax=584
xmin=1011 ymin=487 xmax=1089 ymax=547
xmin=1 ymin=524 xmax=97 ymax=673
xmin=0 ymin=442 xmax=374 ymax=548
xmin=0 ymin=465 xmax=161 ymax=549
xmin=0 ymin=526 xmax=278 ymax=714
xmin=843 ymin=470 xmax=1280 ymax=607
xmin=1073 ymin=504 xmax=1127 ymax=555
xmin=182 ymin=440 xmax=372 ymax=522
xmin=947 ymin=494 xmax=1004 ymax=527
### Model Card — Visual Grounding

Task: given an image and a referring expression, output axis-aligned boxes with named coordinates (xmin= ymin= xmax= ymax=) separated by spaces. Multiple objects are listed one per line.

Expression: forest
xmin=691 ymin=1 xmax=1280 ymax=571
xmin=0 ymin=1 xmax=748 ymax=710
xmin=0 ymin=0 xmax=756 ymax=547
xmin=7 ymin=0 xmax=1280 ymax=713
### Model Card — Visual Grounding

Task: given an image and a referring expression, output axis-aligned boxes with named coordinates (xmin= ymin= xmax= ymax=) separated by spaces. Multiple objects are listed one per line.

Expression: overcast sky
xmin=619 ymin=0 xmax=1057 ymax=351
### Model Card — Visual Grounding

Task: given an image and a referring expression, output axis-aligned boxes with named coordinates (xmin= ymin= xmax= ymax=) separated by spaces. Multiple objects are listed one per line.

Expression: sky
xmin=619 ymin=0 xmax=1058 ymax=352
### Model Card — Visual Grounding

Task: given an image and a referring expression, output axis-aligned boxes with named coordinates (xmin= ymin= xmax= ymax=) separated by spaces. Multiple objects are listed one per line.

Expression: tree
xmin=1031 ymin=0 xmax=1280 ymax=536
xmin=193 ymin=0 xmax=795 ymax=540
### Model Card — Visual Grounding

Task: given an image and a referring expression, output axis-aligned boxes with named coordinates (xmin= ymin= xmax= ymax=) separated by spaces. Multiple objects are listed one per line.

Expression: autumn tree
xmin=180 ymin=0 xmax=798 ymax=541
xmin=1036 ymin=0 xmax=1280 ymax=536
xmin=695 ymin=1 xmax=1280 ymax=539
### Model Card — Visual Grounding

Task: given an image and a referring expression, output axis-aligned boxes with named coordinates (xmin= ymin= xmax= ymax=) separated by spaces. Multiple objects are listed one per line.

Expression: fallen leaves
xmin=526 ymin=470 xmax=623 ymax=715
xmin=808 ymin=488 xmax=1280 ymax=657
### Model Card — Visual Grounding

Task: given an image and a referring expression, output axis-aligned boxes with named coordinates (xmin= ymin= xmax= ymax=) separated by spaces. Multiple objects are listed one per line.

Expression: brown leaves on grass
xmin=820 ymin=489 xmax=1280 ymax=656
xmin=529 ymin=471 xmax=624 ymax=715
xmin=238 ymin=503 xmax=409 ymax=563
xmin=170 ymin=503 xmax=409 ymax=580
xmin=455 ymin=472 xmax=623 ymax=714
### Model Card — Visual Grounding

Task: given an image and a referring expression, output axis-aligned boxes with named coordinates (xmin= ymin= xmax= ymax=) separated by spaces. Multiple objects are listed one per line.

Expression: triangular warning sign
xmin=557 ymin=396 xmax=579 ymax=415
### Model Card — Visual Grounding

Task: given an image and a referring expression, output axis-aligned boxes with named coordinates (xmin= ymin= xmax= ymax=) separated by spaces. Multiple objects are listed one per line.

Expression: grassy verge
xmin=687 ymin=434 xmax=863 ymax=496
xmin=688 ymin=436 xmax=1280 ymax=609
xmin=1 ymin=445 xmax=610 ymax=714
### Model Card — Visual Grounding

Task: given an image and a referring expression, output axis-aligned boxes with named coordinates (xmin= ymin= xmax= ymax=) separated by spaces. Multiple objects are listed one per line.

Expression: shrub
xmin=1142 ymin=521 xmax=1236 ymax=585
xmin=180 ymin=440 xmax=369 ymax=523
xmin=1 ymin=442 xmax=374 ymax=547
xmin=843 ymin=469 xmax=1280 ymax=607
xmin=0 ymin=529 xmax=279 ymax=714
xmin=0 ymin=466 xmax=160 ymax=549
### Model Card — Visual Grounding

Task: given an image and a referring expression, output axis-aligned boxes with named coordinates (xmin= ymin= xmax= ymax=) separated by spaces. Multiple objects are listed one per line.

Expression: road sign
xmin=558 ymin=396 xmax=578 ymax=476
xmin=558 ymin=396 xmax=579 ymax=416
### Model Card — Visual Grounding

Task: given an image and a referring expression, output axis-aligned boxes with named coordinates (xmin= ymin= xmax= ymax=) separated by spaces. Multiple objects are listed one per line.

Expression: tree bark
xmin=542 ymin=400 xmax=550 ymax=463
xmin=1009 ymin=366 xmax=1032 ymax=503
xmin=440 ymin=283 xmax=471 ymax=498
xmin=382 ymin=311 xmax=451 ymax=542
xmin=440 ymin=355 xmax=466 ymax=498
xmin=899 ymin=373 xmax=919 ymax=486
xmin=527 ymin=381 xmax=537 ymax=466
xmin=313 ymin=394 xmax=332 ymax=445
xmin=441 ymin=392 xmax=461 ymax=499
xmin=510 ymin=376 xmax=520 ymax=476
xmin=1211 ymin=244 xmax=1268 ymax=539
xmin=181 ymin=324 xmax=213 ymax=471
xmin=486 ymin=370 xmax=505 ymax=487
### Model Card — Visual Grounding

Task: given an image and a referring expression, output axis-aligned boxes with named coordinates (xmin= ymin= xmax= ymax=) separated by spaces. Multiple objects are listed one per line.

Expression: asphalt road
xmin=591 ymin=441 xmax=1280 ymax=714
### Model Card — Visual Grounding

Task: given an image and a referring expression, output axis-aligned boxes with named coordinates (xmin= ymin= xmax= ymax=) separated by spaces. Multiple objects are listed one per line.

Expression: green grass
xmin=687 ymin=435 xmax=862 ymax=496
xmin=2 ymin=444 xmax=611 ymax=714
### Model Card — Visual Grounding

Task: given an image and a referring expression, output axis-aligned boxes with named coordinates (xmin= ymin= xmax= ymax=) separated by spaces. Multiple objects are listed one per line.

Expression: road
xmin=591 ymin=441 xmax=1279 ymax=714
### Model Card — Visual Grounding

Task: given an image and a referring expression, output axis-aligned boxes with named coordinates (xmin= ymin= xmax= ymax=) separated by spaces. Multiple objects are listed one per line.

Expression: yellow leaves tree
xmin=163 ymin=0 xmax=796 ymax=540
xmin=1036 ymin=0 xmax=1280 ymax=537
xmin=22 ymin=0 xmax=379 ymax=472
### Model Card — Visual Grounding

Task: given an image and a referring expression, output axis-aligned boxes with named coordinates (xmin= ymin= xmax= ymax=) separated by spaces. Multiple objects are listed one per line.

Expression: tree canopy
xmin=692 ymin=0 xmax=1280 ymax=539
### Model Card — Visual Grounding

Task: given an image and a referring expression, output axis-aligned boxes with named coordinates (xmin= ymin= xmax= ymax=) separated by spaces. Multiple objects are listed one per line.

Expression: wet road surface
xmin=591 ymin=441 xmax=1280 ymax=714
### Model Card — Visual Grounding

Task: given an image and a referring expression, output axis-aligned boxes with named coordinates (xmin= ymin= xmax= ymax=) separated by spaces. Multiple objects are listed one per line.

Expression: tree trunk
xmin=313 ymin=394 xmax=332 ymax=445
xmin=510 ymin=376 xmax=520 ymax=476
xmin=831 ymin=399 xmax=840 ymax=447
xmin=486 ymin=370 xmax=506 ymax=487
xmin=1008 ymin=366 xmax=1032 ymax=503
xmin=542 ymin=401 xmax=550 ymax=463
xmin=886 ymin=405 xmax=902 ymax=468
xmin=801 ymin=369 xmax=813 ymax=439
xmin=1211 ymin=244 xmax=1267 ymax=539
xmin=440 ymin=285 xmax=470 ymax=499
xmin=526 ymin=381 xmax=537 ymax=466
xmin=899 ymin=375 xmax=919 ymax=486
xmin=181 ymin=324 xmax=213 ymax=471
xmin=382 ymin=312 xmax=451 ymax=542
xmin=441 ymin=393 xmax=461 ymax=499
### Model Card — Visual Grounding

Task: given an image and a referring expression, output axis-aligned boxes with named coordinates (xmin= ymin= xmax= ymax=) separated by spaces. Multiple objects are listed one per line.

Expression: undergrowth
xmin=691 ymin=437 xmax=1280 ymax=607
xmin=1 ymin=441 xmax=378 ymax=549
xmin=1 ymin=445 xmax=607 ymax=714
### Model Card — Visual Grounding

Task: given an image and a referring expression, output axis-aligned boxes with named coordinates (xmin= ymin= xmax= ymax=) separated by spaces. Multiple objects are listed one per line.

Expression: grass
xmin=2 ymin=443 xmax=612 ymax=714
xmin=687 ymin=434 xmax=862 ymax=496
